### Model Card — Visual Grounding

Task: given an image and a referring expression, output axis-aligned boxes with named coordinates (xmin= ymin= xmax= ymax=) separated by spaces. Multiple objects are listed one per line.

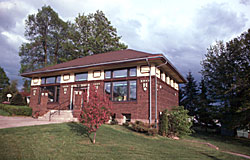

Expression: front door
xmin=72 ymin=87 xmax=87 ymax=111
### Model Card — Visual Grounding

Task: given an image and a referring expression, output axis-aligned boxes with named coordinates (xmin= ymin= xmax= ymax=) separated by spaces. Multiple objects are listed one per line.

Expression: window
xmin=104 ymin=82 xmax=111 ymax=95
xmin=105 ymin=71 xmax=111 ymax=79
xmin=129 ymin=68 xmax=136 ymax=77
xmin=56 ymin=76 xmax=61 ymax=83
xmin=75 ymin=72 xmax=88 ymax=81
xmin=41 ymin=86 xmax=60 ymax=103
xmin=129 ymin=80 xmax=137 ymax=100
xmin=46 ymin=77 xmax=56 ymax=84
xmin=113 ymin=69 xmax=127 ymax=78
xmin=104 ymin=80 xmax=137 ymax=101
xmin=105 ymin=67 xmax=136 ymax=79
xmin=113 ymin=81 xmax=128 ymax=101
xmin=41 ymin=76 xmax=61 ymax=84
xmin=41 ymin=77 xmax=46 ymax=84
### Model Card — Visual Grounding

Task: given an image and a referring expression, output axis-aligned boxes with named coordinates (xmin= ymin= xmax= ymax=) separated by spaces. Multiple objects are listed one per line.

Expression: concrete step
xmin=38 ymin=110 xmax=78 ymax=122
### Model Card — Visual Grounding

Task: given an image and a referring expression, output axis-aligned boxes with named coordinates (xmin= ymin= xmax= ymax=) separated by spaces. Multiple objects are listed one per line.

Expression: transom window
xmin=105 ymin=67 xmax=136 ymax=79
xmin=41 ymin=76 xmax=61 ymax=84
xmin=75 ymin=72 xmax=88 ymax=81
xmin=104 ymin=80 xmax=137 ymax=101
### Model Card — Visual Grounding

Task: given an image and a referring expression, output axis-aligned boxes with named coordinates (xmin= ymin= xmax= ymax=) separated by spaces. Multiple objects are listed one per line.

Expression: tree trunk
xmin=93 ymin=132 xmax=96 ymax=144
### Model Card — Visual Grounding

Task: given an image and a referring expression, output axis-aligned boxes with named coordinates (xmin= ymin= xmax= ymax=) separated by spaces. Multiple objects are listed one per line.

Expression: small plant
xmin=130 ymin=121 xmax=157 ymax=136
xmin=159 ymin=106 xmax=193 ymax=137
xmin=110 ymin=119 xmax=118 ymax=125
xmin=159 ymin=109 xmax=169 ymax=136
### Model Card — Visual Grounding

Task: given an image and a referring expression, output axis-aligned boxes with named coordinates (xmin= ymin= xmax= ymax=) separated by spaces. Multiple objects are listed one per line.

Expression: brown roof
xmin=21 ymin=49 xmax=186 ymax=83
xmin=22 ymin=49 xmax=160 ymax=73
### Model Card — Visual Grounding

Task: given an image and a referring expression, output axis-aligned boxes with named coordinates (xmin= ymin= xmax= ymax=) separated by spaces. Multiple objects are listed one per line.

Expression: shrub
xmin=159 ymin=109 xmax=169 ymax=136
xmin=10 ymin=93 xmax=26 ymax=106
xmin=110 ymin=119 xmax=118 ymax=125
xmin=0 ymin=104 xmax=32 ymax=116
xmin=159 ymin=106 xmax=193 ymax=137
xmin=130 ymin=121 xmax=157 ymax=136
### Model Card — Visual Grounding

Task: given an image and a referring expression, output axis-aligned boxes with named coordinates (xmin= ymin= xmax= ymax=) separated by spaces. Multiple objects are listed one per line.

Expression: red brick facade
xmin=30 ymin=76 xmax=178 ymax=123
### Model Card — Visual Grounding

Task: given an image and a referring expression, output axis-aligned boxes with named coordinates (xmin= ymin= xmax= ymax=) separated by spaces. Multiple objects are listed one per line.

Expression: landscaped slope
xmin=0 ymin=123 xmax=248 ymax=160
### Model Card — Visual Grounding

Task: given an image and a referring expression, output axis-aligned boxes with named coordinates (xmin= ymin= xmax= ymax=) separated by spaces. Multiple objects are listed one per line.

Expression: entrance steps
xmin=38 ymin=110 xmax=78 ymax=122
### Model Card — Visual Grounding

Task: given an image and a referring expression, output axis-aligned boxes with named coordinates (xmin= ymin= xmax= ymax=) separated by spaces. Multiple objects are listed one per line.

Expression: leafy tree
xmin=19 ymin=5 xmax=68 ymax=73
xmin=0 ymin=67 xmax=10 ymax=102
xmin=1 ymin=80 xmax=18 ymax=102
xmin=64 ymin=10 xmax=127 ymax=60
xmin=79 ymin=85 xmax=112 ymax=144
xmin=181 ymin=72 xmax=199 ymax=116
xmin=11 ymin=93 xmax=26 ymax=106
xmin=201 ymin=28 xmax=250 ymax=130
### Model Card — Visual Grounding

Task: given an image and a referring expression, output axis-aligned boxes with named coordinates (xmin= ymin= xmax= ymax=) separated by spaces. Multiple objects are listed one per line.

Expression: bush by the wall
xmin=10 ymin=93 xmax=26 ymax=106
xmin=130 ymin=121 xmax=157 ymax=136
xmin=159 ymin=106 xmax=193 ymax=137
xmin=159 ymin=109 xmax=169 ymax=136
xmin=0 ymin=104 xmax=32 ymax=116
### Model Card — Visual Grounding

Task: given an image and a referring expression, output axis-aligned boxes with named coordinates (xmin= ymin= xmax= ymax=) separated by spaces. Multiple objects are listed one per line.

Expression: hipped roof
xmin=21 ymin=49 xmax=186 ymax=83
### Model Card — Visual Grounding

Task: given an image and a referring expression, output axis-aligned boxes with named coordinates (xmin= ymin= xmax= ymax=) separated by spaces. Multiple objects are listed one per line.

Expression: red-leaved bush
xmin=79 ymin=84 xmax=112 ymax=144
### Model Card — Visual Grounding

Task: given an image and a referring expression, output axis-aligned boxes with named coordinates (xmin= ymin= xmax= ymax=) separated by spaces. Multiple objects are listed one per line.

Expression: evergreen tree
xmin=22 ymin=79 xmax=31 ymax=93
xmin=196 ymin=78 xmax=217 ymax=129
xmin=201 ymin=28 xmax=250 ymax=129
xmin=0 ymin=67 xmax=10 ymax=102
xmin=181 ymin=72 xmax=199 ymax=116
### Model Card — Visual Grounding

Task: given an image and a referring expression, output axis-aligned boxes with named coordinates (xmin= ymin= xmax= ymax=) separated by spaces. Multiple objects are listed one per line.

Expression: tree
xmin=196 ymin=78 xmax=217 ymax=130
xmin=19 ymin=5 xmax=68 ymax=73
xmin=22 ymin=79 xmax=31 ymax=93
xmin=65 ymin=10 xmax=127 ymax=60
xmin=201 ymin=28 xmax=250 ymax=130
xmin=1 ymin=80 xmax=18 ymax=102
xmin=181 ymin=72 xmax=199 ymax=116
xmin=11 ymin=93 xmax=26 ymax=106
xmin=0 ymin=67 xmax=10 ymax=102
xmin=79 ymin=85 xmax=112 ymax=144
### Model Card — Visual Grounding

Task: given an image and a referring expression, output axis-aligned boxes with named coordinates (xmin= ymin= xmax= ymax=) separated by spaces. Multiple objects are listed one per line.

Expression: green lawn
xmin=0 ymin=123 xmax=249 ymax=160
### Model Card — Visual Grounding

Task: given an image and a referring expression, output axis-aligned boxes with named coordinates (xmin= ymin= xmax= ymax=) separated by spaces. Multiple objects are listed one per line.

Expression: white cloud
xmin=0 ymin=0 xmax=250 ymax=89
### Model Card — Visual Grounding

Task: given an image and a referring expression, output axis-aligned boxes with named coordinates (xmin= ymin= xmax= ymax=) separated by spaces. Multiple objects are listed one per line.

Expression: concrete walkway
xmin=0 ymin=116 xmax=63 ymax=129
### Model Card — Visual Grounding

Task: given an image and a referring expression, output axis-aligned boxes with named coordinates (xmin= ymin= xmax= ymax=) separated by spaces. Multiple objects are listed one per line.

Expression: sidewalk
xmin=0 ymin=116 xmax=63 ymax=129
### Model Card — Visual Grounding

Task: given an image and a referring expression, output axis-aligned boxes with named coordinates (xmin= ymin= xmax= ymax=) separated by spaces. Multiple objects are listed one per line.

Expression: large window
xmin=113 ymin=81 xmax=128 ymax=101
xmin=41 ymin=86 xmax=60 ymax=103
xmin=41 ymin=76 xmax=61 ymax=84
xmin=75 ymin=72 xmax=88 ymax=81
xmin=105 ymin=67 xmax=137 ymax=79
xmin=104 ymin=80 xmax=137 ymax=101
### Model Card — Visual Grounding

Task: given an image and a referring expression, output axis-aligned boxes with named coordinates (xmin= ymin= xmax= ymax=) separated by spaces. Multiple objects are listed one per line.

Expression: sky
xmin=0 ymin=0 xmax=250 ymax=89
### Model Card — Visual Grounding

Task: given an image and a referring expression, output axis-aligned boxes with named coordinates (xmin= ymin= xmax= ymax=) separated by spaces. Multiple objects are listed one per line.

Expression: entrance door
xmin=72 ymin=87 xmax=87 ymax=111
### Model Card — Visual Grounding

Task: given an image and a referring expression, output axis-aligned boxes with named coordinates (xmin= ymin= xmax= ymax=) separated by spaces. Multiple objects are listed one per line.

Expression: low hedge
xmin=0 ymin=104 xmax=32 ymax=116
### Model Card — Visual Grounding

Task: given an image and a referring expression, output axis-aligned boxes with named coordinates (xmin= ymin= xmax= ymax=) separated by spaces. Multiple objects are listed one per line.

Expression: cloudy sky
xmin=0 ymin=0 xmax=249 ymax=89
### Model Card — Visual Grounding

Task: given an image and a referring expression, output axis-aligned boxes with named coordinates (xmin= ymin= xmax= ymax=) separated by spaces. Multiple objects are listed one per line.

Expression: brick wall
xmin=29 ymin=76 xmax=179 ymax=122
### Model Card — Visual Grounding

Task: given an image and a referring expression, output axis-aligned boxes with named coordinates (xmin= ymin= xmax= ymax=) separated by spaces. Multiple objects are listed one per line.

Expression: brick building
xmin=21 ymin=49 xmax=186 ymax=124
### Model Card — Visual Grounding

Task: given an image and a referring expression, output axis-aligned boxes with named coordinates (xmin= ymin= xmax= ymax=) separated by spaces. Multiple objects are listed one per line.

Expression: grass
xmin=0 ymin=123 xmax=249 ymax=160
xmin=0 ymin=109 xmax=10 ymax=116
xmin=187 ymin=131 xmax=250 ymax=156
